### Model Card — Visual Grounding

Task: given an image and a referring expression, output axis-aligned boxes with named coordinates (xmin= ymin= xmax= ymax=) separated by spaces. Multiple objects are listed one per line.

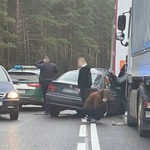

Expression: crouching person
xmin=84 ymin=89 xmax=112 ymax=123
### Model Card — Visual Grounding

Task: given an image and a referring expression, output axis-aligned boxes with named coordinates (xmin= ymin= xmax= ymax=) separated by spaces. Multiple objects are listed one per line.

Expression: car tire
xmin=10 ymin=110 xmax=19 ymax=120
xmin=41 ymin=104 xmax=45 ymax=110
xmin=49 ymin=107 xmax=60 ymax=117
xmin=127 ymin=90 xmax=137 ymax=127
xmin=138 ymin=100 xmax=147 ymax=137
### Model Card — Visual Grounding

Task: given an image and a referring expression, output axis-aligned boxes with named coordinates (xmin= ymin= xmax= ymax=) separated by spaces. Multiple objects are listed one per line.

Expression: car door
xmin=104 ymin=75 xmax=122 ymax=115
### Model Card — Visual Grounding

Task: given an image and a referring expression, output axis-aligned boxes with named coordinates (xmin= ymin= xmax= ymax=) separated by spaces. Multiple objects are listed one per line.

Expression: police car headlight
xmin=7 ymin=91 xmax=19 ymax=99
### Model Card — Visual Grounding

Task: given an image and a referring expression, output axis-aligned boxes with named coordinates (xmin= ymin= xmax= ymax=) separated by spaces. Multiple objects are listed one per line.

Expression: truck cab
xmin=117 ymin=0 xmax=150 ymax=137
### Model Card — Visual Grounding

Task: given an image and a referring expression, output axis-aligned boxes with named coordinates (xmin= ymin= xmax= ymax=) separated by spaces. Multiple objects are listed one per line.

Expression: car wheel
xmin=138 ymin=100 xmax=146 ymax=137
xmin=10 ymin=110 xmax=19 ymax=120
xmin=41 ymin=104 xmax=45 ymax=110
xmin=49 ymin=107 xmax=60 ymax=117
xmin=127 ymin=90 xmax=137 ymax=126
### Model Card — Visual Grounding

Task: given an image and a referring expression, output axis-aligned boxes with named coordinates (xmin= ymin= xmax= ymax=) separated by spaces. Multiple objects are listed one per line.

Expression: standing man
xmin=35 ymin=56 xmax=58 ymax=115
xmin=78 ymin=57 xmax=92 ymax=103
xmin=118 ymin=55 xmax=128 ymax=112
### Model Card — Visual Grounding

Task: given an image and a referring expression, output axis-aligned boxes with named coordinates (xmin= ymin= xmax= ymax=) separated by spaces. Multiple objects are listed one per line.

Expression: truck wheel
xmin=127 ymin=90 xmax=137 ymax=126
xmin=10 ymin=111 xmax=19 ymax=120
xmin=49 ymin=107 xmax=60 ymax=117
xmin=138 ymin=100 xmax=146 ymax=137
xmin=127 ymin=102 xmax=136 ymax=126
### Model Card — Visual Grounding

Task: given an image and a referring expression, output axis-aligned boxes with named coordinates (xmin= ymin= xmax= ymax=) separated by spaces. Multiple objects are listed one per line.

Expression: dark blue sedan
xmin=0 ymin=65 xmax=19 ymax=120
xmin=46 ymin=68 xmax=123 ymax=117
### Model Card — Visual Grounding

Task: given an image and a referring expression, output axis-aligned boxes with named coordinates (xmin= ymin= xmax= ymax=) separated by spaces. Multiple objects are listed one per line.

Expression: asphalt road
xmin=0 ymin=107 xmax=150 ymax=150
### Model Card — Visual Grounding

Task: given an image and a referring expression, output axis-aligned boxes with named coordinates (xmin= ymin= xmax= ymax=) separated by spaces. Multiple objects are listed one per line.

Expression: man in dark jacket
xmin=35 ymin=56 xmax=58 ymax=114
xmin=118 ymin=55 xmax=128 ymax=112
xmin=78 ymin=57 xmax=92 ymax=103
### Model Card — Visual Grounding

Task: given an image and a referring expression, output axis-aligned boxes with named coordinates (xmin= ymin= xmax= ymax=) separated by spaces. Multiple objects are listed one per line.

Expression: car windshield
xmin=0 ymin=68 xmax=8 ymax=82
xmin=57 ymin=70 xmax=100 ymax=84
xmin=9 ymin=73 xmax=38 ymax=82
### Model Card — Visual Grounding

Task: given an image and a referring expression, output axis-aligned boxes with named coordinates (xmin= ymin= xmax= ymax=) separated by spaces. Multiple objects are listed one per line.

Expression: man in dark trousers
xmin=118 ymin=55 xmax=128 ymax=112
xmin=35 ymin=56 xmax=58 ymax=115
xmin=78 ymin=57 xmax=92 ymax=103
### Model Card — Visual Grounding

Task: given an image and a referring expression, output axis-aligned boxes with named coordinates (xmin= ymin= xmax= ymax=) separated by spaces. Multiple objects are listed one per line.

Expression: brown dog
xmin=84 ymin=89 xmax=112 ymax=119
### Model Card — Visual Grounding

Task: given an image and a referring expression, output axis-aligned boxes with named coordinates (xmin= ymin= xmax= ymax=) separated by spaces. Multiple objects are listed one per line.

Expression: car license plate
xmin=62 ymin=88 xmax=74 ymax=93
xmin=0 ymin=101 xmax=3 ymax=106
xmin=18 ymin=90 xmax=25 ymax=94
xmin=62 ymin=88 xmax=78 ymax=94
xmin=146 ymin=111 xmax=150 ymax=118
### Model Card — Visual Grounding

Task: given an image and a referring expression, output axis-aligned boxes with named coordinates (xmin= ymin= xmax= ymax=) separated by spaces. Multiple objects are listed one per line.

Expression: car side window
xmin=0 ymin=68 xmax=8 ymax=82
xmin=92 ymin=75 xmax=104 ymax=89
xmin=93 ymin=75 xmax=102 ymax=86
xmin=57 ymin=71 xmax=79 ymax=83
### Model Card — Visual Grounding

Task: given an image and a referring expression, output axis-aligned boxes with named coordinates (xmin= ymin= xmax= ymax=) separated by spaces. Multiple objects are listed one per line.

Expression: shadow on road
xmin=20 ymin=106 xmax=44 ymax=112
xmin=58 ymin=113 xmax=83 ymax=119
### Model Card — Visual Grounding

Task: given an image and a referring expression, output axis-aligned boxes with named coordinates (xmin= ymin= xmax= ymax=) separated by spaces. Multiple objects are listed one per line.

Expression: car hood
xmin=0 ymin=81 xmax=15 ymax=93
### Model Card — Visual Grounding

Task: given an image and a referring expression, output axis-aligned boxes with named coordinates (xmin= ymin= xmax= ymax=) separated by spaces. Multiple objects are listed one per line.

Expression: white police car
xmin=8 ymin=65 xmax=43 ymax=108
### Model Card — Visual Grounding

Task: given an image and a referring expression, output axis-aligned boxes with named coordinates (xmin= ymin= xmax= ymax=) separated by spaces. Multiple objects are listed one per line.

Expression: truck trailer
xmin=111 ymin=0 xmax=132 ymax=76
xmin=117 ymin=0 xmax=150 ymax=136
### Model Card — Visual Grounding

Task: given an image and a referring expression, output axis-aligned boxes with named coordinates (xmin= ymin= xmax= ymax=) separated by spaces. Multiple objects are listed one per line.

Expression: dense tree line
xmin=0 ymin=0 xmax=114 ymax=73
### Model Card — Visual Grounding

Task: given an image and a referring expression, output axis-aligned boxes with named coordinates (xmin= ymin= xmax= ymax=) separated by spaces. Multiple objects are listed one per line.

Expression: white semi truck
xmin=117 ymin=0 xmax=150 ymax=136
xmin=111 ymin=0 xmax=132 ymax=76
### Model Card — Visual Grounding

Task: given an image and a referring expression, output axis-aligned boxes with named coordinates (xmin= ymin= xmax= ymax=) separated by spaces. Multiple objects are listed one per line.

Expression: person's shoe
xmin=90 ymin=118 xmax=97 ymax=123
xmin=104 ymin=112 xmax=107 ymax=117
xmin=85 ymin=116 xmax=93 ymax=123
xmin=84 ymin=115 xmax=89 ymax=120
xmin=44 ymin=111 xmax=49 ymax=115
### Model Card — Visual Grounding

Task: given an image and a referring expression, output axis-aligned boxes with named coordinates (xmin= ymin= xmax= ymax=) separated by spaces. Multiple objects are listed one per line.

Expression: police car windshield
xmin=9 ymin=73 xmax=38 ymax=82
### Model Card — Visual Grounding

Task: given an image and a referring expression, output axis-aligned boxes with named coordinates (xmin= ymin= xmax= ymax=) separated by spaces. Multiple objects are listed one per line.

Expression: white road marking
xmin=91 ymin=123 xmax=101 ymax=150
xmin=81 ymin=118 xmax=86 ymax=123
xmin=81 ymin=118 xmax=90 ymax=123
xmin=77 ymin=143 xmax=86 ymax=150
xmin=79 ymin=125 xmax=87 ymax=137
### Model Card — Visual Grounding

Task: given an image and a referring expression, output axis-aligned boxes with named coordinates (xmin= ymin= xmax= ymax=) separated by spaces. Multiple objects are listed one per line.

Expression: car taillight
xmin=144 ymin=101 xmax=150 ymax=109
xmin=48 ymin=84 xmax=57 ymax=91
xmin=27 ymin=83 xmax=41 ymax=88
